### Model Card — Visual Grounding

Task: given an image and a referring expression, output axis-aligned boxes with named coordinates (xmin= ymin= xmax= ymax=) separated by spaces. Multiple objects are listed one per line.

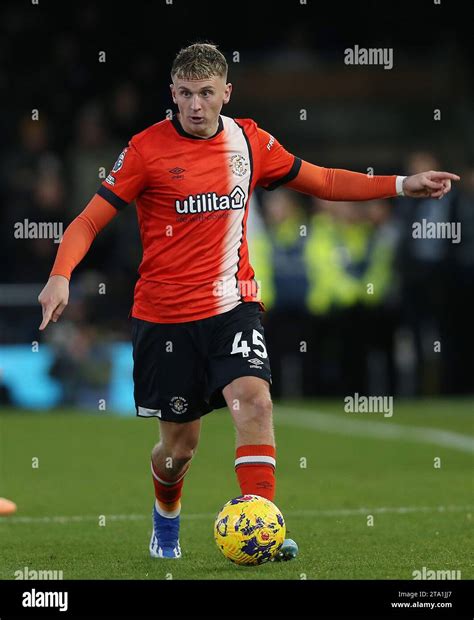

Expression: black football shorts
xmin=131 ymin=301 xmax=272 ymax=423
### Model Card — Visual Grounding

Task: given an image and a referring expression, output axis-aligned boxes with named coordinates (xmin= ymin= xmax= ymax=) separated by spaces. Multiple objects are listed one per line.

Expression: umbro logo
xmin=248 ymin=358 xmax=264 ymax=366
xmin=169 ymin=167 xmax=185 ymax=179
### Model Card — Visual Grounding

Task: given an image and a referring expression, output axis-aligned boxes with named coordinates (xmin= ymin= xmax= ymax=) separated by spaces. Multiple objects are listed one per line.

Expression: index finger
xmin=39 ymin=305 xmax=53 ymax=331
xmin=430 ymin=171 xmax=461 ymax=181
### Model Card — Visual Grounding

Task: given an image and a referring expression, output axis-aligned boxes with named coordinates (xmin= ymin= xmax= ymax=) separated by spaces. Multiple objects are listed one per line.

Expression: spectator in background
xmin=362 ymin=199 xmax=400 ymax=395
xmin=263 ymin=23 xmax=315 ymax=70
xmin=7 ymin=157 xmax=66 ymax=283
xmin=306 ymin=199 xmax=371 ymax=394
xmin=440 ymin=161 xmax=474 ymax=394
xmin=109 ymin=82 xmax=142 ymax=144
xmin=302 ymin=199 xmax=343 ymax=395
xmin=1 ymin=115 xmax=64 ymax=294
xmin=50 ymin=33 xmax=91 ymax=144
xmin=305 ymin=198 xmax=398 ymax=395
xmin=0 ymin=116 xmax=68 ymax=341
xmin=44 ymin=300 xmax=112 ymax=407
xmin=68 ymin=102 xmax=120 ymax=216
xmin=26 ymin=160 xmax=66 ymax=278
xmin=250 ymin=192 xmax=400 ymax=398
xmin=3 ymin=115 xmax=52 ymax=195
xmin=1 ymin=116 xmax=54 ymax=245
xmin=397 ymin=151 xmax=454 ymax=395
xmin=66 ymin=102 xmax=127 ymax=304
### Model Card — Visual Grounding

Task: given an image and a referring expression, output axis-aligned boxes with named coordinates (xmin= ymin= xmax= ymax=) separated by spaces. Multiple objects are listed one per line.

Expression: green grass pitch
xmin=0 ymin=399 xmax=472 ymax=580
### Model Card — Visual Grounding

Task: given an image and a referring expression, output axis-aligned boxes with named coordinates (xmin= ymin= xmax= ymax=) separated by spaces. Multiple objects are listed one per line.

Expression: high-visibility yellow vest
xmin=305 ymin=213 xmax=395 ymax=313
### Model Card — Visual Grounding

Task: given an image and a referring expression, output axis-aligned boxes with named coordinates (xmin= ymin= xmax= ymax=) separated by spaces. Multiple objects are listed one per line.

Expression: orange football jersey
xmin=97 ymin=115 xmax=300 ymax=323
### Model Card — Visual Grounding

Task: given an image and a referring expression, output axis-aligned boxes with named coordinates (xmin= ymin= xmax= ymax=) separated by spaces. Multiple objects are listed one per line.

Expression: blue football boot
xmin=149 ymin=504 xmax=181 ymax=559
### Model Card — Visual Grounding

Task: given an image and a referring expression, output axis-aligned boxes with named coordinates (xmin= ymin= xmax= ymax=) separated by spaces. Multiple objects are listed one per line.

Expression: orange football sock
xmin=151 ymin=460 xmax=189 ymax=517
xmin=235 ymin=444 xmax=276 ymax=501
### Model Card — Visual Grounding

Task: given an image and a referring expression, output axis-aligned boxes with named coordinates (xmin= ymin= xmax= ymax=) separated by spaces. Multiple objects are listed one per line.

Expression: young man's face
xmin=170 ymin=75 xmax=232 ymax=138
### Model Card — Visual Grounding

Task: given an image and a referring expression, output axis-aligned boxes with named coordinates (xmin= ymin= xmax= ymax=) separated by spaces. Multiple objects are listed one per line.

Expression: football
xmin=214 ymin=494 xmax=286 ymax=565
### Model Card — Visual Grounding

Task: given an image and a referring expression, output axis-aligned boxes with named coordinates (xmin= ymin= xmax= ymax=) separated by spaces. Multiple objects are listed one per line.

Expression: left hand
xmin=403 ymin=171 xmax=460 ymax=199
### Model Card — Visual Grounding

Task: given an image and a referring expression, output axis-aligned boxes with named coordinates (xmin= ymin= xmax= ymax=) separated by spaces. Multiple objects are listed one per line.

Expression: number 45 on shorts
xmin=231 ymin=330 xmax=268 ymax=359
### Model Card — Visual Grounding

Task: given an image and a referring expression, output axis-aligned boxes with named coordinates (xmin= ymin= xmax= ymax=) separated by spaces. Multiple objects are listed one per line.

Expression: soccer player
xmin=38 ymin=43 xmax=459 ymax=560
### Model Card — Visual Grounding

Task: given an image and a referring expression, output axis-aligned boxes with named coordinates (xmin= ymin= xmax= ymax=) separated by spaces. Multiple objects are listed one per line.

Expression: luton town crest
xmin=230 ymin=154 xmax=248 ymax=177
xmin=170 ymin=396 xmax=188 ymax=415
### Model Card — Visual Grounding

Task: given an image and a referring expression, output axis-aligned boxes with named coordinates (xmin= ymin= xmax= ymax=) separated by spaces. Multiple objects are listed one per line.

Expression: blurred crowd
xmin=250 ymin=155 xmax=474 ymax=397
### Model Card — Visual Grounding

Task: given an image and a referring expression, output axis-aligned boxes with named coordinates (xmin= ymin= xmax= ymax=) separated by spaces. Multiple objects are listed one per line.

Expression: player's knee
xmin=170 ymin=442 xmax=197 ymax=469
xmin=239 ymin=391 xmax=273 ymax=422
xmin=154 ymin=438 xmax=197 ymax=474
xmin=252 ymin=393 xmax=273 ymax=421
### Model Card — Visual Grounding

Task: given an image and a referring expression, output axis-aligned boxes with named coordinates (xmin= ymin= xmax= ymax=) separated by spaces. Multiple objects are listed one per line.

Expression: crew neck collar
xmin=171 ymin=114 xmax=224 ymax=140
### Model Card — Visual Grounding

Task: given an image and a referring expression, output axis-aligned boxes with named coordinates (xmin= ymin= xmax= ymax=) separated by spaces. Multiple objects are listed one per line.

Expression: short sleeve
xmin=257 ymin=127 xmax=302 ymax=191
xmin=97 ymin=140 xmax=147 ymax=210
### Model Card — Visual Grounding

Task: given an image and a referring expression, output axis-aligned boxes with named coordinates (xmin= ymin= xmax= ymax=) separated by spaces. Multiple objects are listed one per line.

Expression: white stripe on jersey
xmin=215 ymin=116 xmax=252 ymax=313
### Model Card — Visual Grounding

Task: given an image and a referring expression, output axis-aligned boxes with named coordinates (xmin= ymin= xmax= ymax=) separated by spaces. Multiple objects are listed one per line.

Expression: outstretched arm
xmin=286 ymin=160 xmax=460 ymax=201
xmin=38 ymin=194 xmax=118 ymax=330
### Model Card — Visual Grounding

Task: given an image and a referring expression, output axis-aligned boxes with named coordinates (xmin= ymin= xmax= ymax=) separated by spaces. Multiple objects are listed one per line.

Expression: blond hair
xmin=171 ymin=42 xmax=227 ymax=80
